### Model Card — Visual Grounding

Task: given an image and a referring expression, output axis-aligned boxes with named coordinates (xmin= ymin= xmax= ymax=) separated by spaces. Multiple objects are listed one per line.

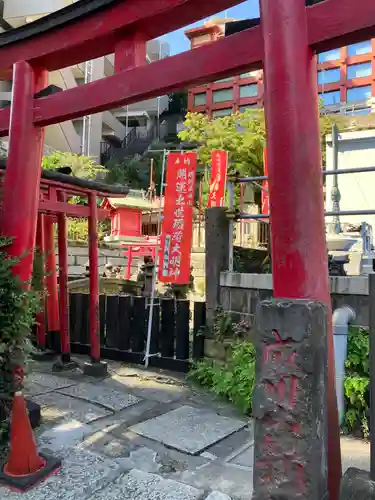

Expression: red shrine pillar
xmin=1 ymin=62 xmax=47 ymax=284
xmin=83 ymin=192 xmax=107 ymax=377
xmin=260 ymin=1 xmax=340 ymax=499
xmin=57 ymin=191 xmax=71 ymax=366
xmin=35 ymin=213 xmax=46 ymax=349
xmin=44 ymin=215 xmax=60 ymax=334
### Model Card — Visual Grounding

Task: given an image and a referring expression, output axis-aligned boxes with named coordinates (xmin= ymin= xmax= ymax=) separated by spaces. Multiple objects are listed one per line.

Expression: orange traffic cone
xmin=0 ymin=392 xmax=61 ymax=492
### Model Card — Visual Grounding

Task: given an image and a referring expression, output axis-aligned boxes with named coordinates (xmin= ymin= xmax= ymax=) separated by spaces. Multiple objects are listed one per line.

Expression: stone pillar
xmin=253 ymin=299 xmax=329 ymax=500
xmin=205 ymin=207 xmax=230 ymax=328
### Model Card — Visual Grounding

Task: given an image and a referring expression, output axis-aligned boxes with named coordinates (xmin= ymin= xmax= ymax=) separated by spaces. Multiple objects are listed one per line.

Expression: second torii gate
xmin=0 ymin=0 xmax=374 ymax=498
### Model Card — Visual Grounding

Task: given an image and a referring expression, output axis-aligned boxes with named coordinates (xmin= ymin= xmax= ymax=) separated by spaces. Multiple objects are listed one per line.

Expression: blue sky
xmin=163 ymin=0 xmax=260 ymax=55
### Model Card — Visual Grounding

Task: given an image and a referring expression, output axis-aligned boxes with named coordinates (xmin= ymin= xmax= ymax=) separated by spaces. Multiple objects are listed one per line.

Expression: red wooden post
xmin=35 ymin=213 xmax=46 ymax=349
xmin=0 ymin=62 xmax=47 ymax=285
xmin=57 ymin=192 xmax=71 ymax=363
xmin=114 ymin=33 xmax=146 ymax=73
xmin=88 ymin=192 xmax=100 ymax=362
xmin=44 ymin=215 xmax=60 ymax=332
xmin=260 ymin=1 xmax=340 ymax=500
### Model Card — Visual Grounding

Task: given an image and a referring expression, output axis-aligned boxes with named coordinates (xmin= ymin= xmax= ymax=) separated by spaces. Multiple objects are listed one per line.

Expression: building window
xmin=194 ymin=92 xmax=206 ymax=106
xmin=347 ymin=85 xmax=372 ymax=103
xmin=239 ymin=84 xmax=258 ymax=98
xmin=213 ymin=88 xmax=233 ymax=103
xmin=319 ymin=91 xmax=341 ymax=106
xmin=215 ymin=77 xmax=233 ymax=83
xmin=347 ymin=40 xmax=372 ymax=57
xmin=317 ymin=68 xmax=341 ymax=85
xmin=212 ymin=108 xmax=232 ymax=118
xmin=318 ymin=48 xmax=341 ymax=63
xmin=347 ymin=62 xmax=372 ymax=80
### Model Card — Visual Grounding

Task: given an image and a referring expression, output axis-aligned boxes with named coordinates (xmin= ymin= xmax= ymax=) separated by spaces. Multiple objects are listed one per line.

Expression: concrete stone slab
xmin=174 ymin=462 xmax=253 ymax=500
xmin=88 ymin=399 xmax=162 ymax=436
xmin=38 ymin=420 xmax=92 ymax=453
xmin=92 ymin=469 xmax=203 ymax=500
xmin=206 ymin=427 xmax=253 ymax=460
xmin=110 ymin=402 xmax=179 ymax=440
xmin=82 ymin=430 xmax=139 ymax=459
xmin=0 ymin=447 xmax=125 ymax=500
xmin=23 ymin=380 xmax=53 ymax=397
xmin=58 ymin=382 xmax=141 ymax=411
xmin=104 ymin=375 xmax=189 ymax=404
xmin=27 ymin=372 xmax=77 ymax=390
xmin=130 ymin=405 xmax=246 ymax=455
xmin=106 ymin=429 xmax=207 ymax=473
xmin=206 ymin=492 xmax=232 ymax=500
xmin=117 ymin=447 xmax=160 ymax=473
xmin=226 ymin=442 xmax=254 ymax=470
xmin=33 ymin=392 xmax=111 ymax=425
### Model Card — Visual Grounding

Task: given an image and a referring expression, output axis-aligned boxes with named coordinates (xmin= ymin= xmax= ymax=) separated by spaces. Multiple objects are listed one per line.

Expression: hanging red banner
xmin=159 ymin=152 xmax=197 ymax=284
xmin=261 ymin=147 xmax=269 ymax=221
xmin=207 ymin=150 xmax=228 ymax=208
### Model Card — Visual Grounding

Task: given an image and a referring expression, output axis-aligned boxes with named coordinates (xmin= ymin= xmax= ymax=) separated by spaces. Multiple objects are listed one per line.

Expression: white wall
xmin=3 ymin=0 xmax=67 ymax=19
xmin=325 ymin=129 xmax=375 ymax=231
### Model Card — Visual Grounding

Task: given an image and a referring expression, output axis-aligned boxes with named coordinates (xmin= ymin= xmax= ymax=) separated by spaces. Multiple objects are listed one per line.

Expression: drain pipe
xmin=333 ymin=306 xmax=356 ymax=426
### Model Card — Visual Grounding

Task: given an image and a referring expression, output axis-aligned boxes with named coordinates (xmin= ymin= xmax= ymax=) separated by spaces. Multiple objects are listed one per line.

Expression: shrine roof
xmin=0 ymin=161 xmax=129 ymax=198
xmin=104 ymin=195 xmax=162 ymax=211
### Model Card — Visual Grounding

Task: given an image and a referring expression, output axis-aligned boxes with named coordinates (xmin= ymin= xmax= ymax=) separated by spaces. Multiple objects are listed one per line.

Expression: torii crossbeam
xmin=0 ymin=0 xmax=374 ymax=498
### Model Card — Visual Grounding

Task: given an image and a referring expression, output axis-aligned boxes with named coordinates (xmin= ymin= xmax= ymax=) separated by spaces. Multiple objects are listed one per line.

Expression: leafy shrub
xmin=190 ymin=341 xmax=256 ymax=414
xmin=344 ymin=326 xmax=370 ymax=437
xmin=212 ymin=307 xmax=249 ymax=342
xmin=0 ymin=236 xmax=41 ymax=443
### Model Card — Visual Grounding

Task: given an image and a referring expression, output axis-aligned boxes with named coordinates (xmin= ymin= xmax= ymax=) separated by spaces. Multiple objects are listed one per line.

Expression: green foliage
xmin=344 ymin=326 xmax=370 ymax=437
xmin=0 ymin=236 xmax=41 ymax=442
xmin=42 ymin=152 xmax=107 ymax=180
xmin=105 ymin=154 xmax=163 ymax=192
xmin=179 ymin=110 xmax=266 ymax=177
xmin=178 ymin=108 xmax=348 ymax=205
xmin=190 ymin=341 xmax=256 ymax=414
xmin=67 ymin=218 xmax=109 ymax=243
xmin=212 ymin=307 xmax=249 ymax=342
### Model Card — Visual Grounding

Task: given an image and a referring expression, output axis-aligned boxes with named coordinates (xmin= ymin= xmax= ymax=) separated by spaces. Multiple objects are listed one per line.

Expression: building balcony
xmin=3 ymin=0 xmax=73 ymax=28
xmin=113 ymin=96 xmax=169 ymax=119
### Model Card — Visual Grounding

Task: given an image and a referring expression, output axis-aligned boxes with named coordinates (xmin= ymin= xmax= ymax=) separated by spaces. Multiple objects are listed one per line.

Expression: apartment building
xmin=186 ymin=19 xmax=375 ymax=118
xmin=0 ymin=0 xmax=170 ymax=161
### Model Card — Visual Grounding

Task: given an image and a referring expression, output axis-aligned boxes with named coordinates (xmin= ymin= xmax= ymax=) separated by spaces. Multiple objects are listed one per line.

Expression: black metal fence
xmin=68 ymin=294 xmax=206 ymax=372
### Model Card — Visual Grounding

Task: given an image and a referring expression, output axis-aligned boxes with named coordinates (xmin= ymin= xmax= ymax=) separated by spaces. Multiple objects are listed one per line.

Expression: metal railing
xmin=100 ymin=125 xmax=155 ymax=164
xmin=227 ymin=163 xmax=375 ymax=272
xmin=232 ymin=165 xmax=375 ymax=220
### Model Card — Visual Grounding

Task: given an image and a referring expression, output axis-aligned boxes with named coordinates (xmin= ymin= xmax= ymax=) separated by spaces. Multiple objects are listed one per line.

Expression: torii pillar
xmin=260 ymin=1 xmax=340 ymax=499
xmin=1 ymin=61 xmax=47 ymax=284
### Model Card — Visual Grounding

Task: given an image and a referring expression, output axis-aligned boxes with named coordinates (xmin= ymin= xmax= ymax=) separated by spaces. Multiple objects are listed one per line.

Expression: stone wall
xmin=57 ymin=244 xmax=205 ymax=283
xmin=56 ymin=245 xmax=139 ymax=278
xmin=220 ymin=273 xmax=370 ymax=332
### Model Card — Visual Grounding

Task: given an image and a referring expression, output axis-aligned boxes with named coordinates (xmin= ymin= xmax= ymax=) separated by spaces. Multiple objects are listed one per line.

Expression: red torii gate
xmin=0 ymin=0 xmax=374 ymax=497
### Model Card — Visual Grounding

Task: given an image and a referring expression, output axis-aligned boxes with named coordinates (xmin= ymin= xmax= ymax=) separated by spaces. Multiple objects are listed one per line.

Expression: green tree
xmin=42 ymin=152 xmax=107 ymax=180
xmin=178 ymin=110 xmax=266 ymax=206
xmin=178 ymin=110 xmax=266 ymax=178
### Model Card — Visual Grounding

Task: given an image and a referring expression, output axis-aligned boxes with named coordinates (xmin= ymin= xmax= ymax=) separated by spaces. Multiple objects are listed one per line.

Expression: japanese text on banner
xmin=159 ymin=152 xmax=197 ymax=284
xmin=207 ymin=150 xmax=228 ymax=208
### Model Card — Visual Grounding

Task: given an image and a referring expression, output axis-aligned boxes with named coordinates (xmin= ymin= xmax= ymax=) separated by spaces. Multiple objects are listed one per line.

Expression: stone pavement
xmin=0 ymin=358 xmax=254 ymax=500
xmin=0 ymin=358 xmax=370 ymax=500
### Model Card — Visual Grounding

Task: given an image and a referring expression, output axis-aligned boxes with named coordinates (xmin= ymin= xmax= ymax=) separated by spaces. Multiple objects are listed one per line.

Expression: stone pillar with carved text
xmin=252 ymin=299 xmax=329 ymax=500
